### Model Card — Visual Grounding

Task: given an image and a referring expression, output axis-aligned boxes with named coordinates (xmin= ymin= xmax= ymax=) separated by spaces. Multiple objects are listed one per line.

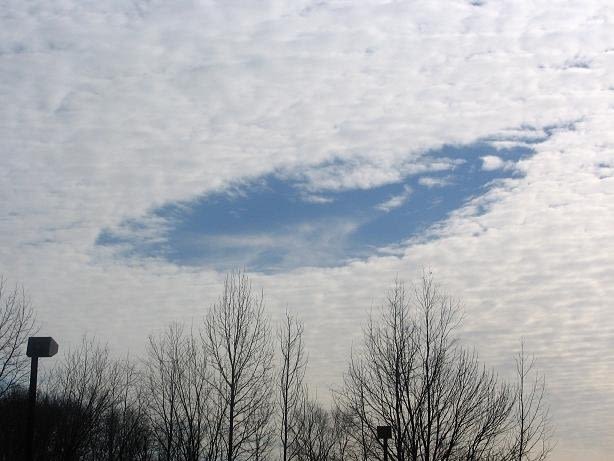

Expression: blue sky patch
xmin=97 ymin=141 xmax=535 ymax=272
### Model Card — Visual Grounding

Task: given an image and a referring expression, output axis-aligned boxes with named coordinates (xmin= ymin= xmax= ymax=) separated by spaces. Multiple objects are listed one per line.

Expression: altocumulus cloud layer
xmin=1 ymin=1 xmax=614 ymax=459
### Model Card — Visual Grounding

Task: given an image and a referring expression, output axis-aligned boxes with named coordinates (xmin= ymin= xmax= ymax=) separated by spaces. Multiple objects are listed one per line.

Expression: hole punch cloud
xmin=97 ymin=141 xmax=535 ymax=272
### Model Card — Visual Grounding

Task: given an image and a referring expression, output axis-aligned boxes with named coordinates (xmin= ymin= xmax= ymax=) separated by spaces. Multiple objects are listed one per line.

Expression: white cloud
xmin=481 ymin=155 xmax=515 ymax=171
xmin=300 ymin=194 xmax=334 ymax=204
xmin=418 ymin=176 xmax=451 ymax=188
xmin=376 ymin=186 xmax=412 ymax=212
xmin=285 ymin=156 xmax=460 ymax=192
xmin=184 ymin=218 xmax=362 ymax=271
xmin=1 ymin=2 xmax=614 ymax=459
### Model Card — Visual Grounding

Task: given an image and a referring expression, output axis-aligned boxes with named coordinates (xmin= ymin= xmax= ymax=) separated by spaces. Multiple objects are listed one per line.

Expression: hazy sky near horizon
xmin=1 ymin=1 xmax=614 ymax=459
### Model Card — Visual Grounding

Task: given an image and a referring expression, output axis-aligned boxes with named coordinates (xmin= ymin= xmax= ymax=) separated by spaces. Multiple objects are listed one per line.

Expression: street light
xmin=377 ymin=425 xmax=392 ymax=461
xmin=25 ymin=336 xmax=58 ymax=461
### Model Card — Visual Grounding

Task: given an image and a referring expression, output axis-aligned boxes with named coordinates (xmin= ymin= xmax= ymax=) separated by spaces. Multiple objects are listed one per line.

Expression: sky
xmin=1 ymin=1 xmax=613 ymax=459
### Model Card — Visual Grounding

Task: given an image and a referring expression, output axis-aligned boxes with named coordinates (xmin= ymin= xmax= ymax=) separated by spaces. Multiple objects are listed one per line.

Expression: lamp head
xmin=26 ymin=337 xmax=58 ymax=358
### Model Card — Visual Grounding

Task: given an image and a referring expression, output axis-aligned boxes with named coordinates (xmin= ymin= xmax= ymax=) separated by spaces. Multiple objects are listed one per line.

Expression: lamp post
xmin=25 ymin=336 xmax=58 ymax=461
xmin=377 ymin=425 xmax=392 ymax=461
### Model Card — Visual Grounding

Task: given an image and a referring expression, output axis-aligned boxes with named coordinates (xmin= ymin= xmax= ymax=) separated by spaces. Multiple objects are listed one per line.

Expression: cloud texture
xmin=1 ymin=1 xmax=614 ymax=459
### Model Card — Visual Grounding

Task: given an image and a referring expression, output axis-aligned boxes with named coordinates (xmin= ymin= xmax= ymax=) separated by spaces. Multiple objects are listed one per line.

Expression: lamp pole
xmin=25 ymin=356 xmax=38 ymax=461
xmin=377 ymin=425 xmax=392 ymax=461
xmin=25 ymin=337 xmax=58 ymax=461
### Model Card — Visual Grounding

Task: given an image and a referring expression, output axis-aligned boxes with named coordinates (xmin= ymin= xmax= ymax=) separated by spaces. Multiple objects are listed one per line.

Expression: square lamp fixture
xmin=26 ymin=337 xmax=59 ymax=358
xmin=377 ymin=425 xmax=392 ymax=440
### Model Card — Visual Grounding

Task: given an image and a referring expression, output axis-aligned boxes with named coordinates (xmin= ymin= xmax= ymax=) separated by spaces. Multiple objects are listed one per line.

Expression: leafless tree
xmin=175 ymin=325 xmax=224 ymax=461
xmin=0 ymin=277 xmax=37 ymax=398
xmin=92 ymin=355 xmax=152 ymax=461
xmin=46 ymin=337 xmax=123 ymax=460
xmin=0 ymin=335 xmax=150 ymax=460
xmin=278 ymin=311 xmax=307 ymax=461
xmin=293 ymin=396 xmax=337 ymax=461
xmin=204 ymin=270 xmax=275 ymax=461
xmin=333 ymin=362 xmax=378 ymax=461
xmin=250 ymin=396 xmax=276 ymax=461
xmin=337 ymin=273 xmax=528 ymax=461
xmin=289 ymin=394 xmax=368 ymax=461
xmin=338 ymin=279 xmax=417 ymax=461
xmin=510 ymin=341 xmax=552 ymax=461
xmin=145 ymin=322 xmax=223 ymax=461
xmin=329 ymin=403 xmax=359 ymax=461
xmin=145 ymin=323 xmax=183 ymax=460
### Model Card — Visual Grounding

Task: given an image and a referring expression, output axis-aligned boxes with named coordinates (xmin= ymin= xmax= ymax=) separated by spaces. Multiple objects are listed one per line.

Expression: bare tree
xmin=250 ymin=396 xmax=276 ymax=461
xmin=510 ymin=341 xmax=552 ymax=461
xmin=337 ymin=273 xmax=525 ymax=461
xmin=293 ymin=396 xmax=337 ymax=461
xmin=92 ymin=355 xmax=152 ymax=461
xmin=46 ymin=337 xmax=123 ymax=460
xmin=175 ymin=325 xmax=223 ymax=461
xmin=278 ymin=311 xmax=307 ymax=461
xmin=329 ymin=403 xmax=358 ymax=461
xmin=338 ymin=279 xmax=418 ymax=461
xmin=145 ymin=322 xmax=223 ymax=461
xmin=145 ymin=323 xmax=183 ymax=461
xmin=333 ymin=360 xmax=379 ymax=461
xmin=204 ymin=270 xmax=274 ymax=461
xmin=0 ymin=337 xmax=151 ymax=460
xmin=0 ymin=277 xmax=37 ymax=398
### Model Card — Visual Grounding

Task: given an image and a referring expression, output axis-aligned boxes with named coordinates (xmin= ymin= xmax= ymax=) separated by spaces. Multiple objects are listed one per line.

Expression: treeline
xmin=0 ymin=272 xmax=551 ymax=460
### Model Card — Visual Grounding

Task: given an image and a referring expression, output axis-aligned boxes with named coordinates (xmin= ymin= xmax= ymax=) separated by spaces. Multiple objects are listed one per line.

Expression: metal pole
xmin=383 ymin=436 xmax=388 ymax=461
xmin=25 ymin=355 xmax=38 ymax=461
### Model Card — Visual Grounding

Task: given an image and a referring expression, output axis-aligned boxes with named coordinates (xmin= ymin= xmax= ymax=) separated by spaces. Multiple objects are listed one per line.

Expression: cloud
xmin=174 ymin=218 xmax=363 ymax=272
xmin=300 ymin=194 xmax=334 ymax=204
xmin=286 ymin=156 xmax=460 ymax=193
xmin=1 ymin=2 xmax=614 ymax=459
xmin=481 ymin=155 xmax=515 ymax=171
xmin=418 ymin=176 xmax=451 ymax=188
xmin=376 ymin=186 xmax=412 ymax=212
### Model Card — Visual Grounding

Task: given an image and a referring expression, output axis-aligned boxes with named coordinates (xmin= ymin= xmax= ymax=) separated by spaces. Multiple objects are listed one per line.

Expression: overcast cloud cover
xmin=1 ymin=1 xmax=614 ymax=459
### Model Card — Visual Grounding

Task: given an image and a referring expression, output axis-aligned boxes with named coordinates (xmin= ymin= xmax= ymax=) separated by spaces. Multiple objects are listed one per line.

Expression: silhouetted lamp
xmin=27 ymin=337 xmax=58 ymax=358
xmin=377 ymin=425 xmax=392 ymax=461
xmin=25 ymin=337 xmax=58 ymax=461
